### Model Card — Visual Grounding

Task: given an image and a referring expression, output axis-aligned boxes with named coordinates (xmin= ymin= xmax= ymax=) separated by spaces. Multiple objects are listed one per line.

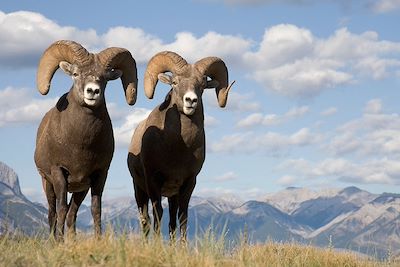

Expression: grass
xmin=0 ymin=229 xmax=397 ymax=267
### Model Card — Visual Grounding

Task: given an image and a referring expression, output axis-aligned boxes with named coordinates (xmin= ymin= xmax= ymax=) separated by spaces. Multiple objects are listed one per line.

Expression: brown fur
xmin=127 ymin=52 xmax=232 ymax=241
xmin=34 ymin=41 xmax=137 ymax=240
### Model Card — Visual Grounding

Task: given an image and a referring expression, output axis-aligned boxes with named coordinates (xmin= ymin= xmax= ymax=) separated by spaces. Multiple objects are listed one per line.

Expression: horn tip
xmin=38 ymin=84 xmax=50 ymax=95
xmin=145 ymin=91 xmax=154 ymax=99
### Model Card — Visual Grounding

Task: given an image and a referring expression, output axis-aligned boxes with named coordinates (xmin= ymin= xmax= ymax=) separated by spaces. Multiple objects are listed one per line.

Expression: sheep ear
xmin=206 ymin=79 xmax=219 ymax=89
xmin=158 ymin=73 xmax=172 ymax=85
xmin=59 ymin=61 xmax=73 ymax=76
xmin=105 ymin=69 xmax=123 ymax=81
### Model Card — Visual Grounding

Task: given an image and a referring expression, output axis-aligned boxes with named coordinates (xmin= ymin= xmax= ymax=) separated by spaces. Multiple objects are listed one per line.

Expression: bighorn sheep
xmin=127 ymin=51 xmax=234 ymax=240
xmin=34 ymin=40 xmax=137 ymax=239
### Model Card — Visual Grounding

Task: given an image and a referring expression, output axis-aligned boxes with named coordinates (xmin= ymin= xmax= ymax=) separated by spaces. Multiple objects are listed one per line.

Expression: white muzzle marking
xmin=183 ymin=91 xmax=198 ymax=116
xmin=84 ymin=82 xmax=101 ymax=106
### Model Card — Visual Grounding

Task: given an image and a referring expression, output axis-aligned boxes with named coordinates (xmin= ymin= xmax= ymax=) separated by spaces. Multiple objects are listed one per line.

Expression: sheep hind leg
xmin=51 ymin=166 xmax=68 ymax=241
xmin=42 ymin=177 xmax=57 ymax=237
xmin=90 ymin=172 xmax=107 ymax=238
xmin=178 ymin=178 xmax=196 ymax=243
xmin=66 ymin=190 xmax=88 ymax=237
xmin=134 ymin=184 xmax=150 ymax=237
xmin=168 ymin=195 xmax=179 ymax=242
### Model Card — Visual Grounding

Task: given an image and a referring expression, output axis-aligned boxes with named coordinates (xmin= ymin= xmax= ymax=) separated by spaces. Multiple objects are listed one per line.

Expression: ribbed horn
xmin=144 ymin=51 xmax=188 ymax=99
xmin=97 ymin=47 xmax=138 ymax=105
xmin=36 ymin=40 xmax=91 ymax=95
xmin=195 ymin=57 xmax=234 ymax=108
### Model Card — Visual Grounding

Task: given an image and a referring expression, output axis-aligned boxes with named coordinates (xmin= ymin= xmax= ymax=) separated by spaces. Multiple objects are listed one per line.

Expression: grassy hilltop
xmin=0 ymin=230 xmax=397 ymax=267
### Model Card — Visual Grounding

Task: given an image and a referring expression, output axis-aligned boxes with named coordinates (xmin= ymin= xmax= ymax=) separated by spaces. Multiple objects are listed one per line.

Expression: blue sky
xmin=0 ymin=0 xmax=399 ymax=203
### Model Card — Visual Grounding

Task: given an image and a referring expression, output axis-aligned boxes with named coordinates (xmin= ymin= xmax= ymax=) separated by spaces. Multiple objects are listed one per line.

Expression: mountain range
xmin=1 ymin=161 xmax=399 ymax=259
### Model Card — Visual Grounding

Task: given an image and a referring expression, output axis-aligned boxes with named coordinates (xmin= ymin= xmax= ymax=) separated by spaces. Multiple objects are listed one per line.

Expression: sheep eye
xmin=73 ymin=72 xmax=79 ymax=77
xmin=172 ymin=81 xmax=177 ymax=86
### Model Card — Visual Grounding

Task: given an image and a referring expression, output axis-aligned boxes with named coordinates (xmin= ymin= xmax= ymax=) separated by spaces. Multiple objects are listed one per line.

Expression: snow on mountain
xmin=261 ymin=187 xmax=341 ymax=214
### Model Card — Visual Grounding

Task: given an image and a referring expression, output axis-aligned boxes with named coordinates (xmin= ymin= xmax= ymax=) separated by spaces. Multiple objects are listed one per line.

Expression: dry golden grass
xmin=0 ymin=230 xmax=397 ymax=267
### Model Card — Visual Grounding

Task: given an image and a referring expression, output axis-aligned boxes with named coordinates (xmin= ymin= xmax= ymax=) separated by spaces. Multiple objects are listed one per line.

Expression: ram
xmin=34 ymin=40 xmax=137 ymax=240
xmin=128 ymin=51 xmax=234 ymax=241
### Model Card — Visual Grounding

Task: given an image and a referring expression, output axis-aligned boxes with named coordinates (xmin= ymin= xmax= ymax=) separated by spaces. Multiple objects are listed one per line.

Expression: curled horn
xmin=36 ymin=40 xmax=91 ymax=95
xmin=97 ymin=48 xmax=138 ymax=105
xmin=195 ymin=57 xmax=234 ymax=108
xmin=144 ymin=51 xmax=188 ymax=99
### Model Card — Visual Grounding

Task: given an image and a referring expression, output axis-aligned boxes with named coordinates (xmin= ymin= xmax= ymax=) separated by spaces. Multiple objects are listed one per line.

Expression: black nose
xmin=86 ymin=88 xmax=100 ymax=95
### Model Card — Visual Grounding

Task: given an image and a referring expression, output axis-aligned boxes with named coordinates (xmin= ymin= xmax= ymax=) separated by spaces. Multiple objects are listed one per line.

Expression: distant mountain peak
xmin=0 ymin=161 xmax=22 ymax=196
xmin=339 ymin=186 xmax=362 ymax=196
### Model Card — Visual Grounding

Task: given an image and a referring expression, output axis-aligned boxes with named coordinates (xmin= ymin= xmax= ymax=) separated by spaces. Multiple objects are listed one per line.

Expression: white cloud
xmin=371 ymin=0 xmax=400 ymax=13
xmin=325 ymin=103 xmax=400 ymax=157
xmin=204 ymin=90 xmax=261 ymax=112
xmin=102 ymin=28 xmax=251 ymax=65
xmin=245 ymin=24 xmax=314 ymax=69
xmin=205 ymin=114 xmax=219 ymax=127
xmin=213 ymin=171 xmax=238 ymax=182
xmin=277 ymin=175 xmax=297 ymax=186
xmin=164 ymin=31 xmax=251 ymax=65
xmin=210 ymin=127 xmax=320 ymax=154
xmin=243 ymin=24 xmax=355 ymax=97
xmin=1 ymin=10 xmax=400 ymax=101
xmin=101 ymin=27 xmax=163 ymax=65
xmin=278 ymin=157 xmax=400 ymax=185
xmin=0 ymin=87 xmax=57 ymax=127
xmin=364 ymin=98 xmax=383 ymax=114
xmin=0 ymin=10 xmax=99 ymax=68
xmin=0 ymin=10 xmax=251 ymax=69
xmin=107 ymin=102 xmax=131 ymax=122
xmin=320 ymin=107 xmax=338 ymax=116
xmin=237 ymin=105 xmax=309 ymax=128
xmin=236 ymin=113 xmax=263 ymax=128
xmin=113 ymin=108 xmax=151 ymax=147
xmin=245 ymin=25 xmax=400 ymax=97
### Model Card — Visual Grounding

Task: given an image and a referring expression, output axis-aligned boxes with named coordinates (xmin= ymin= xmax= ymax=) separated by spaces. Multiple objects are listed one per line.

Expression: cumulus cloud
xmin=278 ymin=157 xmax=400 ymax=185
xmin=213 ymin=171 xmax=238 ymax=182
xmin=1 ymin=10 xmax=400 ymax=100
xmin=325 ymin=100 xmax=400 ymax=157
xmin=101 ymin=27 xmax=163 ymax=64
xmin=277 ymin=175 xmax=297 ymax=186
xmin=237 ymin=105 xmax=309 ymax=128
xmin=371 ymin=0 xmax=400 ymax=13
xmin=244 ymin=25 xmax=400 ymax=97
xmin=321 ymin=107 xmax=338 ymax=116
xmin=0 ymin=10 xmax=251 ymax=69
xmin=204 ymin=90 xmax=261 ymax=112
xmin=0 ymin=87 xmax=57 ymax=127
xmin=210 ymin=127 xmax=320 ymax=154
xmin=243 ymin=24 xmax=353 ymax=97
xmin=205 ymin=114 xmax=219 ymax=127
xmin=103 ymin=28 xmax=251 ymax=64
xmin=364 ymin=98 xmax=383 ymax=114
xmin=113 ymin=108 xmax=151 ymax=147
xmin=0 ymin=10 xmax=99 ymax=68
